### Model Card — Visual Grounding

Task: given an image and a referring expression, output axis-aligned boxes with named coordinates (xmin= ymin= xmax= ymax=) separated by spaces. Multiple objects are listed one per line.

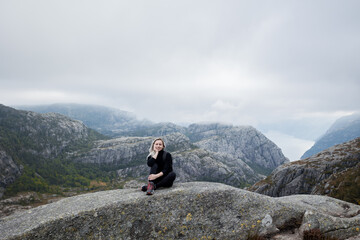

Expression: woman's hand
xmin=148 ymin=172 xmax=164 ymax=181
xmin=153 ymin=150 xmax=159 ymax=159
xmin=148 ymin=174 xmax=158 ymax=181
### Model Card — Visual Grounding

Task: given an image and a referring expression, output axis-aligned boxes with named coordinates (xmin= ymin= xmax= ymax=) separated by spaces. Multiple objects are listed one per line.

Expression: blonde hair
xmin=148 ymin=138 xmax=166 ymax=157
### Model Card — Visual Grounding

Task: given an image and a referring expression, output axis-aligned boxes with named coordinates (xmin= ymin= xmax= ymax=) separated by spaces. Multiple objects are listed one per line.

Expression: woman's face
xmin=153 ymin=140 xmax=164 ymax=152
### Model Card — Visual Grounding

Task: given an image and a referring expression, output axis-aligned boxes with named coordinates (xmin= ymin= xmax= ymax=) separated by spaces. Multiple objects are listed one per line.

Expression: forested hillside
xmin=0 ymin=104 xmax=113 ymax=198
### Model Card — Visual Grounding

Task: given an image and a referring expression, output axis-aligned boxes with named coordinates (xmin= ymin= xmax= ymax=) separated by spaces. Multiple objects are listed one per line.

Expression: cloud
xmin=1 ymin=0 xmax=360 ymax=159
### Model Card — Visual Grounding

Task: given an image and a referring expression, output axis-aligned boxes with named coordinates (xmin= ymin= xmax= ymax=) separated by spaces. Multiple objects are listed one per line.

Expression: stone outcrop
xmin=187 ymin=123 xmax=289 ymax=171
xmin=1 ymin=182 xmax=359 ymax=240
xmin=250 ymin=137 xmax=360 ymax=201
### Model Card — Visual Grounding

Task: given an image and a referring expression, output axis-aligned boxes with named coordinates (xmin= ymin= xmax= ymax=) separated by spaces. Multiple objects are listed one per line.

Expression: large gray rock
xmin=1 ymin=182 xmax=359 ymax=240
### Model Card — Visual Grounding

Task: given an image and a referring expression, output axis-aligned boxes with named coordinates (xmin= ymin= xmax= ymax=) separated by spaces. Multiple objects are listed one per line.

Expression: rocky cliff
xmin=72 ymin=132 xmax=262 ymax=188
xmin=187 ymin=123 xmax=289 ymax=173
xmin=1 ymin=182 xmax=359 ymax=240
xmin=250 ymin=137 xmax=360 ymax=204
xmin=301 ymin=113 xmax=360 ymax=159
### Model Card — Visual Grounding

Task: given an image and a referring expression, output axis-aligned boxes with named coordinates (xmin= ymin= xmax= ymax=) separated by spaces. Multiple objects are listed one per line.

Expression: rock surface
xmin=1 ymin=182 xmax=360 ymax=240
xmin=250 ymin=138 xmax=360 ymax=202
xmin=187 ymin=123 xmax=289 ymax=171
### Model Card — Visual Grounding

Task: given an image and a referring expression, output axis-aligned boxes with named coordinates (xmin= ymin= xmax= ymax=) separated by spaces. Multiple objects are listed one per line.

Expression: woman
xmin=142 ymin=138 xmax=176 ymax=195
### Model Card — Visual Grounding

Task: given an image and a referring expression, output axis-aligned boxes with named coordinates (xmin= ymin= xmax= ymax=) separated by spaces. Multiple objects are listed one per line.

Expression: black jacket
xmin=147 ymin=150 xmax=173 ymax=176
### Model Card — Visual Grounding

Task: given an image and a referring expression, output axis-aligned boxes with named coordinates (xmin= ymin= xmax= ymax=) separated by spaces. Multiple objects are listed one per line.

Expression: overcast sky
xmin=1 ymin=0 xmax=359 ymax=160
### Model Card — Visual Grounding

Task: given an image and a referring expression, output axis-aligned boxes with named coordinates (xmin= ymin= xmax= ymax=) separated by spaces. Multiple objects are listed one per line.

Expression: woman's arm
xmin=147 ymin=155 xmax=156 ymax=167
xmin=161 ymin=152 xmax=173 ymax=176
xmin=147 ymin=151 xmax=159 ymax=167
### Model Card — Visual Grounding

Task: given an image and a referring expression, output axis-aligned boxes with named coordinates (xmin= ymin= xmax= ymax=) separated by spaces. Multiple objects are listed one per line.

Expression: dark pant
xmin=150 ymin=163 xmax=176 ymax=188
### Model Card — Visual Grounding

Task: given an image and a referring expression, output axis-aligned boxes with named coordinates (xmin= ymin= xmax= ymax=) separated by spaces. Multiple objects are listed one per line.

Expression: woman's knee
xmin=168 ymin=171 xmax=176 ymax=181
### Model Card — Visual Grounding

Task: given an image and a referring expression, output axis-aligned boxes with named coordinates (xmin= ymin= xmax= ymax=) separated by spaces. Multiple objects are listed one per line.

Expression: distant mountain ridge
xmin=16 ymin=103 xmax=189 ymax=138
xmin=15 ymin=103 xmax=289 ymax=173
xmin=301 ymin=113 xmax=360 ymax=159
xmin=16 ymin=103 xmax=152 ymax=137
xmin=1 ymin=104 xmax=288 ymax=201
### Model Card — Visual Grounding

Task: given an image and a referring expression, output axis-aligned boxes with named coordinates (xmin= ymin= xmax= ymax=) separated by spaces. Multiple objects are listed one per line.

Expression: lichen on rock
xmin=1 ymin=182 xmax=359 ymax=240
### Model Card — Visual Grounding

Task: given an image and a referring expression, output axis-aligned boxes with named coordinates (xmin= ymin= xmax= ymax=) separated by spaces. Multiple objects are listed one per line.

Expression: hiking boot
xmin=146 ymin=182 xmax=155 ymax=195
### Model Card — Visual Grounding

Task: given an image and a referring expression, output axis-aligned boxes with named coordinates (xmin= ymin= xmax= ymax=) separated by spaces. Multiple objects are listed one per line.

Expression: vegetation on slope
xmin=0 ymin=105 xmax=120 ymax=197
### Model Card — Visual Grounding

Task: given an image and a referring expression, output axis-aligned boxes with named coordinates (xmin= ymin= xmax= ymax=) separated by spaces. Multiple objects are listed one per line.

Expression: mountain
xmin=1 ymin=182 xmax=360 ymax=240
xmin=1 ymin=104 xmax=288 ymax=201
xmin=14 ymin=103 xmax=288 ymax=175
xmin=69 ymin=123 xmax=288 ymax=187
xmin=301 ymin=113 xmax=360 ymax=159
xmin=186 ymin=123 xmax=288 ymax=175
xmin=250 ymin=137 xmax=360 ymax=205
xmin=15 ymin=103 xmax=188 ymax=137
xmin=72 ymin=133 xmax=262 ymax=188
xmin=0 ymin=104 xmax=106 ymax=198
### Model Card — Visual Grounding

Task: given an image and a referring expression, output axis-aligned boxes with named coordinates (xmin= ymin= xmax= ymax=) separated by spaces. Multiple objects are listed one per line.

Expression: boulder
xmin=1 ymin=182 xmax=359 ymax=240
